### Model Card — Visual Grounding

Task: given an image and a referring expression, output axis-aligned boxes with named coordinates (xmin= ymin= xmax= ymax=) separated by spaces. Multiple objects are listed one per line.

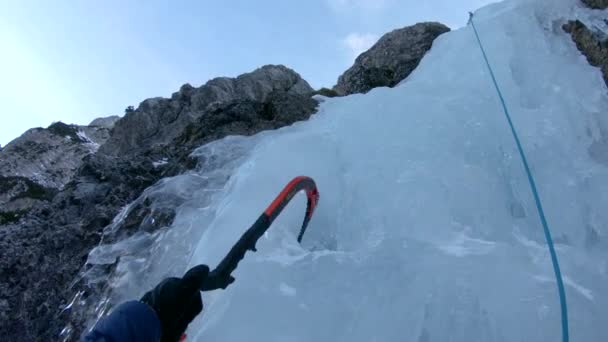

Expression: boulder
xmin=333 ymin=22 xmax=450 ymax=96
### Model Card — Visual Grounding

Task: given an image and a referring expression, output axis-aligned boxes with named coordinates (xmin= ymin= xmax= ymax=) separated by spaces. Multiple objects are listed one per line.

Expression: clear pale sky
xmin=0 ymin=0 xmax=497 ymax=146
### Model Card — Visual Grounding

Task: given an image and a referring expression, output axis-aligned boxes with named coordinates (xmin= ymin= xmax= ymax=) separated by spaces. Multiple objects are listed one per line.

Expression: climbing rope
xmin=468 ymin=12 xmax=569 ymax=342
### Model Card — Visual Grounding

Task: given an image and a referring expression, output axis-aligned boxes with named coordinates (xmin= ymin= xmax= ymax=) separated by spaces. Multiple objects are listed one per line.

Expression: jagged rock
xmin=334 ymin=22 xmax=450 ymax=96
xmin=312 ymin=88 xmax=340 ymax=98
xmin=101 ymin=65 xmax=314 ymax=156
xmin=581 ymin=0 xmax=608 ymax=9
xmin=0 ymin=176 xmax=57 ymax=224
xmin=0 ymin=152 xmax=164 ymax=341
xmin=0 ymin=122 xmax=111 ymax=190
xmin=89 ymin=115 xmax=121 ymax=129
xmin=175 ymin=93 xmax=318 ymax=149
xmin=0 ymin=65 xmax=319 ymax=342
xmin=563 ymin=20 xmax=608 ymax=87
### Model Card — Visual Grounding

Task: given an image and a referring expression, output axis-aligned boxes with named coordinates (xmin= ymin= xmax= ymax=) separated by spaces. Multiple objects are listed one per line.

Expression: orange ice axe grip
xmin=198 ymin=176 xmax=319 ymax=291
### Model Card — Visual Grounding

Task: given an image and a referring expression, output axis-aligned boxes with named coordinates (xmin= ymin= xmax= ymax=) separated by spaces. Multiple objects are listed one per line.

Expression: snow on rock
xmin=563 ymin=17 xmax=608 ymax=88
xmin=77 ymin=130 xmax=101 ymax=152
xmin=0 ymin=122 xmax=111 ymax=189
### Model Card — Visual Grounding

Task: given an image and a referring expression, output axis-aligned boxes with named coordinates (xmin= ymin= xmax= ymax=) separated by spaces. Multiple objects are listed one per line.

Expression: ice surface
xmin=66 ymin=136 xmax=262 ymax=337
xmin=78 ymin=0 xmax=608 ymax=341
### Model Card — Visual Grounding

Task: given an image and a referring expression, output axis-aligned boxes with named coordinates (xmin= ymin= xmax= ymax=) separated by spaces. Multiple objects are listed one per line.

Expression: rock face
xmin=0 ymin=153 xmax=163 ymax=341
xmin=176 ymin=92 xmax=318 ymax=150
xmin=0 ymin=64 xmax=318 ymax=341
xmin=333 ymin=22 xmax=450 ymax=96
xmin=0 ymin=176 xmax=57 ymax=225
xmin=102 ymin=65 xmax=313 ymax=156
xmin=563 ymin=20 xmax=608 ymax=87
xmin=0 ymin=122 xmax=111 ymax=189
xmin=581 ymin=0 xmax=608 ymax=9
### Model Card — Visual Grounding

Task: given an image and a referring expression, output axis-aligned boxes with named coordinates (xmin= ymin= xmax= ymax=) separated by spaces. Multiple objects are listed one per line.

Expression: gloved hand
xmin=140 ymin=265 xmax=210 ymax=342
xmin=200 ymin=270 xmax=235 ymax=291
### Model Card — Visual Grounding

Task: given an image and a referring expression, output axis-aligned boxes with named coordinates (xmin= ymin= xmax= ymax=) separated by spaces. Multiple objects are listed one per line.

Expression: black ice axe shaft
xmin=196 ymin=176 xmax=319 ymax=291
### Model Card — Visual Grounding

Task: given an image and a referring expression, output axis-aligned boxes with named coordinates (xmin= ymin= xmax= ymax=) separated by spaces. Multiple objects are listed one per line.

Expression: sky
xmin=0 ymin=0 xmax=497 ymax=146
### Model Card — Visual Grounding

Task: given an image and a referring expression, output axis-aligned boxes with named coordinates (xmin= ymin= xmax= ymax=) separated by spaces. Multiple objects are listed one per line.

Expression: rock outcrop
xmin=0 ymin=64 xmax=318 ymax=341
xmin=581 ymin=0 xmax=608 ymax=9
xmin=0 ymin=120 xmax=115 ymax=226
xmin=563 ymin=20 xmax=608 ymax=87
xmin=333 ymin=22 xmax=450 ymax=96
xmin=89 ymin=115 xmax=121 ymax=129
xmin=102 ymin=65 xmax=313 ymax=156
xmin=0 ymin=122 xmax=111 ymax=189
xmin=0 ymin=176 xmax=57 ymax=225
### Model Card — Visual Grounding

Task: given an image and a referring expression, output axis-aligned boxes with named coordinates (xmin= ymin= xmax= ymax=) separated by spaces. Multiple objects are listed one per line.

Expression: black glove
xmin=140 ymin=265 xmax=210 ymax=342
xmin=200 ymin=270 xmax=236 ymax=291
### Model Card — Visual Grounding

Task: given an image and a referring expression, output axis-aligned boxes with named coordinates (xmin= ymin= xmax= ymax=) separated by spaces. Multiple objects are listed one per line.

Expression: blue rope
xmin=468 ymin=13 xmax=569 ymax=342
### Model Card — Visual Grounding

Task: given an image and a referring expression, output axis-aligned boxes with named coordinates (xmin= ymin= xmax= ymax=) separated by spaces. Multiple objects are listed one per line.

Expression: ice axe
xmin=190 ymin=176 xmax=320 ymax=291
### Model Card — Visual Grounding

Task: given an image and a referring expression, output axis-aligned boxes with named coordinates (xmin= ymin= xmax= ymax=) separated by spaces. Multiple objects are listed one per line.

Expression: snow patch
xmin=77 ymin=130 xmax=100 ymax=151
xmin=152 ymin=158 xmax=169 ymax=168
xmin=312 ymin=94 xmax=328 ymax=102
xmin=279 ymin=282 xmax=297 ymax=297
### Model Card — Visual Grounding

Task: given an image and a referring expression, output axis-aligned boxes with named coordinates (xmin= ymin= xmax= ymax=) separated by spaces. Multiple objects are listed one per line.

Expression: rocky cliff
xmin=0 ymin=65 xmax=318 ymax=341
xmin=102 ymin=65 xmax=313 ymax=156
xmin=333 ymin=22 xmax=450 ymax=96
xmin=0 ymin=121 xmax=112 ymax=189
xmin=0 ymin=121 xmax=116 ymax=226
